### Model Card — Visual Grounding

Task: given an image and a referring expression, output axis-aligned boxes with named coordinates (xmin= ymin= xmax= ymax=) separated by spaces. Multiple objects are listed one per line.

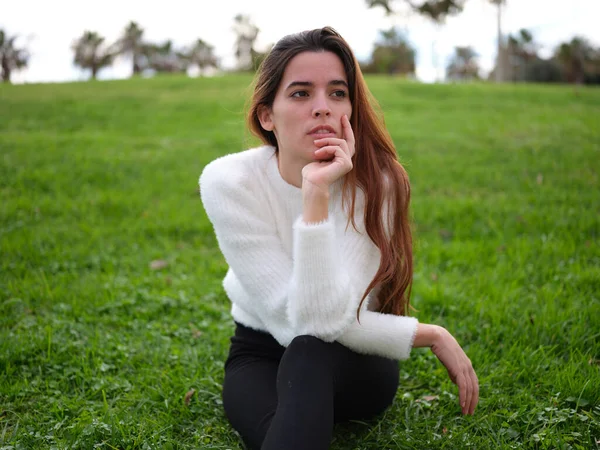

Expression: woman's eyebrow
xmin=329 ymin=80 xmax=349 ymax=88
xmin=285 ymin=80 xmax=348 ymax=90
xmin=286 ymin=81 xmax=312 ymax=90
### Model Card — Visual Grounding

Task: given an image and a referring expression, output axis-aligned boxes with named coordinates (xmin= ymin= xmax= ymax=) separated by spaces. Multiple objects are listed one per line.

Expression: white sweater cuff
xmin=337 ymin=311 xmax=418 ymax=360
xmin=292 ymin=215 xmax=337 ymax=282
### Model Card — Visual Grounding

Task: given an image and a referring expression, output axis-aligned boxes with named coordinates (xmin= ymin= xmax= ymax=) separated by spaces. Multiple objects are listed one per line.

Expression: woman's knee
xmin=286 ymin=334 xmax=336 ymax=360
xmin=289 ymin=334 xmax=328 ymax=348
xmin=279 ymin=334 xmax=335 ymax=378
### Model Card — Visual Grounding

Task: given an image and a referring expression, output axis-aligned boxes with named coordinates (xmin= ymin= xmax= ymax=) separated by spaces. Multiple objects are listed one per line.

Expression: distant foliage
xmin=0 ymin=29 xmax=29 ymax=83
xmin=11 ymin=9 xmax=599 ymax=85
xmin=72 ymin=31 xmax=116 ymax=80
xmin=446 ymin=46 xmax=480 ymax=82
xmin=142 ymin=40 xmax=188 ymax=74
xmin=366 ymin=0 xmax=466 ymax=22
xmin=489 ymin=30 xmax=600 ymax=84
xmin=69 ymin=22 xmax=220 ymax=81
xmin=554 ymin=36 xmax=600 ymax=85
xmin=363 ymin=28 xmax=416 ymax=76
xmin=184 ymin=39 xmax=219 ymax=74
xmin=115 ymin=22 xmax=145 ymax=76
xmin=525 ymin=59 xmax=565 ymax=83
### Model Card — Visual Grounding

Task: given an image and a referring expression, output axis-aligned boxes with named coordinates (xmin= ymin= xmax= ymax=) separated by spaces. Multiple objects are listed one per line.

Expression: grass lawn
xmin=1 ymin=74 xmax=599 ymax=449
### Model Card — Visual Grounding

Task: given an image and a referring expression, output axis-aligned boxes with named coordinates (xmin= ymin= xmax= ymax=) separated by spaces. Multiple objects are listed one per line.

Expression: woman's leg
xmin=262 ymin=335 xmax=399 ymax=450
xmin=222 ymin=324 xmax=285 ymax=450
xmin=332 ymin=347 xmax=399 ymax=423
xmin=261 ymin=335 xmax=337 ymax=450
xmin=223 ymin=326 xmax=399 ymax=450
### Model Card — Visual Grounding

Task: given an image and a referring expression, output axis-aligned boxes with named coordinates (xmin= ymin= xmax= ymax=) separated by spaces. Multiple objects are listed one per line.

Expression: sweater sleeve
xmin=286 ymin=216 xmax=360 ymax=341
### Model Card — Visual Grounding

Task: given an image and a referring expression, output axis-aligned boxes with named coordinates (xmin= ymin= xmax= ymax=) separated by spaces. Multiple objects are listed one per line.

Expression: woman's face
xmin=258 ymin=51 xmax=352 ymax=163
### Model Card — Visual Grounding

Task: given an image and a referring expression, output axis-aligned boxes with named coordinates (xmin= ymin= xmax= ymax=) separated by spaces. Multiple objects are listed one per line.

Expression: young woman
xmin=199 ymin=26 xmax=478 ymax=450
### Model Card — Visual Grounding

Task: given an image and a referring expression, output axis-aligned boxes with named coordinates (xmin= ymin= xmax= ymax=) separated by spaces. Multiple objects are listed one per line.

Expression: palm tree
xmin=515 ymin=29 xmax=536 ymax=56
xmin=506 ymin=29 xmax=538 ymax=81
xmin=0 ymin=29 xmax=29 ymax=83
xmin=116 ymin=21 xmax=145 ymax=76
xmin=367 ymin=27 xmax=416 ymax=75
xmin=184 ymin=39 xmax=218 ymax=74
xmin=72 ymin=31 xmax=116 ymax=80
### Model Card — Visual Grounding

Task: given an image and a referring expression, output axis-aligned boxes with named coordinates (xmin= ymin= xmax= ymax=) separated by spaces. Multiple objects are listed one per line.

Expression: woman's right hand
xmin=301 ymin=114 xmax=355 ymax=194
xmin=430 ymin=327 xmax=479 ymax=415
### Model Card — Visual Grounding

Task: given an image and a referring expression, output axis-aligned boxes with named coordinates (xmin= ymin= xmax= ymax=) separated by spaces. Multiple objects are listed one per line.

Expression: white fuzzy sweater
xmin=199 ymin=145 xmax=418 ymax=361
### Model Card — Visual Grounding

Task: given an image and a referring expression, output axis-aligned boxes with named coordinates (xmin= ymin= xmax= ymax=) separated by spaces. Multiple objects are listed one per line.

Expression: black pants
xmin=222 ymin=322 xmax=400 ymax=450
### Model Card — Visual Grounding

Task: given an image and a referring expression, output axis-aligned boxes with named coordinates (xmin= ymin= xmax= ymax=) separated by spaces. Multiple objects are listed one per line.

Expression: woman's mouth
xmin=308 ymin=125 xmax=337 ymax=138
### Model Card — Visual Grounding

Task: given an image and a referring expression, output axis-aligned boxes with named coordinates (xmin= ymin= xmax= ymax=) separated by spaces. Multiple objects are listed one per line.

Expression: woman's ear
xmin=257 ymin=105 xmax=274 ymax=132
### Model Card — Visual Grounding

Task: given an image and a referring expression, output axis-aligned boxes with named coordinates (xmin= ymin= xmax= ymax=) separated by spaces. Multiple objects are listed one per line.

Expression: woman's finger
xmin=457 ymin=373 xmax=467 ymax=415
xmin=314 ymin=136 xmax=351 ymax=158
xmin=314 ymin=147 xmax=336 ymax=159
xmin=342 ymin=114 xmax=355 ymax=156
xmin=463 ymin=371 xmax=472 ymax=415
xmin=314 ymin=145 xmax=351 ymax=164
xmin=469 ymin=371 xmax=479 ymax=414
xmin=313 ymin=139 xmax=349 ymax=159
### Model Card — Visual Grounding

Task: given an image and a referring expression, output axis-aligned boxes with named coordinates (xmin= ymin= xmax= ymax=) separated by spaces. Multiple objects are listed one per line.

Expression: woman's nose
xmin=312 ymin=96 xmax=331 ymax=118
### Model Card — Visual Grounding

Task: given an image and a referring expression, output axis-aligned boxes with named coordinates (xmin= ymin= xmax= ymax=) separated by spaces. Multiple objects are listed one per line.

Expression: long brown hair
xmin=247 ymin=27 xmax=413 ymax=317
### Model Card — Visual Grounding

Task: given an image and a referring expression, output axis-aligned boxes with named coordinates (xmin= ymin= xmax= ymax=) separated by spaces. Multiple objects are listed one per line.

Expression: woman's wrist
xmin=302 ymin=183 xmax=330 ymax=223
xmin=412 ymin=323 xmax=446 ymax=349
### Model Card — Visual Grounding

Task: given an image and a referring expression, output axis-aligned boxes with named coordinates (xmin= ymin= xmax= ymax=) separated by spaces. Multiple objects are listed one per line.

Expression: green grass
xmin=1 ymin=74 xmax=599 ymax=449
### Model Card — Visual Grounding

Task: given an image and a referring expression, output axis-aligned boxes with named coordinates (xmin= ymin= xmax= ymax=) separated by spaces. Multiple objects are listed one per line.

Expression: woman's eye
xmin=291 ymin=91 xmax=308 ymax=98
xmin=332 ymin=90 xmax=347 ymax=98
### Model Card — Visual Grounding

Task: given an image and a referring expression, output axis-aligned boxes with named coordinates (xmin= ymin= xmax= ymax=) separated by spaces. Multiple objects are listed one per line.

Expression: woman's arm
xmin=414 ymin=323 xmax=479 ymax=415
xmin=200 ymin=153 xmax=363 ymax=344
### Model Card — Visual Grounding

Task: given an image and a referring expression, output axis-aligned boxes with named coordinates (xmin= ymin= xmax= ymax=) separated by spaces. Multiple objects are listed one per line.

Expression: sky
xmin=3 ymin=0 xmax=600 ymax=84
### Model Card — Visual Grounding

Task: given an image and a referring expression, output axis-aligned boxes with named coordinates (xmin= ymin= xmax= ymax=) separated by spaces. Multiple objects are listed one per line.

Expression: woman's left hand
xmin=430 ymin=328 xmax=479 ymax=415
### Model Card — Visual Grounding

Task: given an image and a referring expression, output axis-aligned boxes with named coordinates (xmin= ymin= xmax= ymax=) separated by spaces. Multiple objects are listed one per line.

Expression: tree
xmin=0 ymin=29 xmax=29 ymax=83
xmin=144 ymin=40 xmax=188 ymax=73
xmin=505 ymin=29 xmax=538 ymax=82
xmin=366 ymin=0 xmax=465 ymax=22
xmin=233 ymin=14 xmax=259 ymax=71
xmin=364 ymin=28 xmax=416 ymax=75
xmin=554 ymin=37 xmax=596 ymax=84
xmin=446 ymin=46 xmax=479 ymax=81
xmin=116 ymin=21 xmax=145 ymax=76
xmin=72 ymin=31 xmax=116 ymax=80
xmin=183 ymin=39 xmax=218 ymax=74
xmin=584 ymin=46 xmax=600 ymax=84
xmin=511 ymin=29 xmax=537 ymax=59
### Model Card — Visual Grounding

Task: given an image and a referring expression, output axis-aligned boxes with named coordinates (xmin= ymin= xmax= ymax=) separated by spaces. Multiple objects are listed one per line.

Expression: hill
xmin=1 ymin=75 xmax=599 ymax=448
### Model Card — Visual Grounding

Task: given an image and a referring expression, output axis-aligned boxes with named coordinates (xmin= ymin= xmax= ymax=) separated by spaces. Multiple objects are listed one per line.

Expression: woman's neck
xmin=276 ymin=151 xmax=304 ymax=188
